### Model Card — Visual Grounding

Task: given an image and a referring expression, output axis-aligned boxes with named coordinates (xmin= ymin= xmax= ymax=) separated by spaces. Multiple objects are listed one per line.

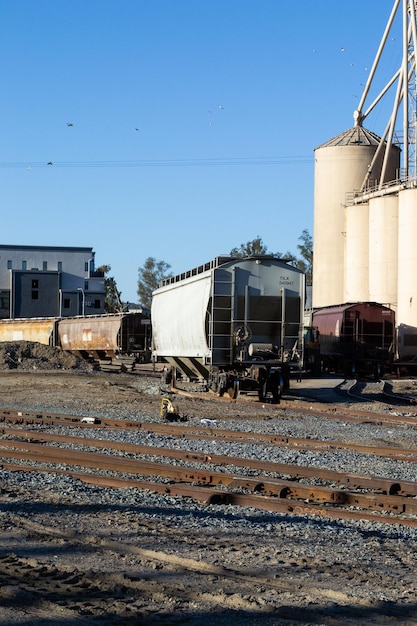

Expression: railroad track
xmin=1 ymin=405 xmax=417 ymax=449
xmin=2 ymin=416 xmax=417 ymax=528
xmin=170 ymin=377 xmax=417 ymax=425
xmin=345 ymin=378 xmax=417 ymax=406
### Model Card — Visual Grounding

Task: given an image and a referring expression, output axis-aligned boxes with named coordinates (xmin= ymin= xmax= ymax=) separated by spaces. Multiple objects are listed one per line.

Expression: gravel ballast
xmin=0 ymin=344 xmax=417 ymax=624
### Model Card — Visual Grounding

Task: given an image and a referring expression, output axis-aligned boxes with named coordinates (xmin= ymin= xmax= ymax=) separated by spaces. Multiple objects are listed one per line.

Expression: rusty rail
xmin=1 ymin=412 xmax=417 ymax=462
xmin=2 ymin=435 xmax=417 ymax=527
xmin=3 ymin=427 xmax=417 ymax=495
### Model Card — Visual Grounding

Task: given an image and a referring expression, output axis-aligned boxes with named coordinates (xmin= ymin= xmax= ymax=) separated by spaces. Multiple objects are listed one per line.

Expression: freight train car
xmin=0 ymin=311 xmax=151 ymax=364
xmin=312 ymin=302 xmax=395 ymax=377
xmin=57 ymin=312 xmax=151 ymax=362
xmin=151 ymin=255 xmax=305 ymax=401
xmin=0 ymin=317 xmax=59 ymax=345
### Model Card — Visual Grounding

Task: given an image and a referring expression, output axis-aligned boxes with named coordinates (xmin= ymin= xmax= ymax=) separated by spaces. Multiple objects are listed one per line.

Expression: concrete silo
xmin=344 ymin=200 xmax=370 ymax=303
xmin=312 ymin=0 xmax=417 ymax=361
xmin=397 ymin=188 xmax=417 ymax=347
xmin=368 ymin=194 xmax=398 ymax=307
xmin=313 ymin=126 xmax=397 ymax=308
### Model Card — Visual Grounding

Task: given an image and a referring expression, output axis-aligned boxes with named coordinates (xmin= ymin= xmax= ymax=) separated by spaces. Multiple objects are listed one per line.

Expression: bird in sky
xmin=47 ymin=161 xmax=53 ymax=166
xmin=66 ymin=122 xmax=74 ymax=127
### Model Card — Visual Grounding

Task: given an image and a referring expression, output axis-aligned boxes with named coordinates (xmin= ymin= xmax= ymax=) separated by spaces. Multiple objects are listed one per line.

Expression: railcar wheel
xmin=271 ymin=383 xmax=281 ymax=403
xmin=258 ymin=381 xmax=268 ymax=402
xmin=258 ymin=369 xmax=282 ymax=403
xmin=224 ymin=373 xmax=239 ymax=399
xmin=257 ymin=367 xmax=268 ymax=402
xmin=344 ymin=361 xmax=354 ymax=378
xmin=270 ymin=371 xmax=283 ymax=404
xmin=374 ymin=363 xmax=382 ymax=380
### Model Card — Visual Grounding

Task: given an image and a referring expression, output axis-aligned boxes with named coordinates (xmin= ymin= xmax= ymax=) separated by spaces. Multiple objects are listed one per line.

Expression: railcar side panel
xmin=58 ymin=316 xmax=121 ymax=353
xmin=0 ymin=318 xmax=59 ymax=346
xmin=152 ymin=274 xmax=212 ymax=358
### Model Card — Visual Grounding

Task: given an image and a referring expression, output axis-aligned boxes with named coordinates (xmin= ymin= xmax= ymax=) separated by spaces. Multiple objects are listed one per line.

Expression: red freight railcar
xmin=312 ymin=302 xmax=395 ymax=377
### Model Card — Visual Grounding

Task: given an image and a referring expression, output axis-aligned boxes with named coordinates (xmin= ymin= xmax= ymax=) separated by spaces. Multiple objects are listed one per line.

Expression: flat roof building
xmin=0 ymin=244 xmax=105 ymax=319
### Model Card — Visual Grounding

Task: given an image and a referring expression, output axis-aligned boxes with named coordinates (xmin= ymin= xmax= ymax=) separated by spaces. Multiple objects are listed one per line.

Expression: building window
xmin=57 ymin=261 xmax=62 ymax=271
xmin=94 ymin=299 xmax=101 ymax=309
xmin=31 ymin=278 xmax=39 ymax=301
xmin=63 ymin=298 xmax=70 ymax=308
xmin=22 ymin=260 xmax=27 ymax=270
xmin=84 ymin=281 xmax=88 ymax=290
xmin=7 ymin=260 xmax=12 ymax=269
xmin=43 ymin=261 xmax=47 ymax=271
xmin=84 ymin=262 xmax=89 ymax=272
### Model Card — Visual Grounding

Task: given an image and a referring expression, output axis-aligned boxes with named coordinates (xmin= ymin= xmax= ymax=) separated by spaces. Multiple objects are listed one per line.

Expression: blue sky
xmin=0 ymin=1 xmax=402 ymax=302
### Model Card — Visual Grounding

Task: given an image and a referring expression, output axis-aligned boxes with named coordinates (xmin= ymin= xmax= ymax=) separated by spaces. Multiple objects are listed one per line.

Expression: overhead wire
xmin=0 ymin=155 xmax=314 ymax=169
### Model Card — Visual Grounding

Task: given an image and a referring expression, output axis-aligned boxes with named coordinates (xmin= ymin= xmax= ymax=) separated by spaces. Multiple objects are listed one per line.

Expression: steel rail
xmin=347 ymin=380 xmax=417 ymax=406
xmin=2 ymin=439 xmax=417 ymax=520
xmin=3 ymin=426 xmax=417 ymax=496
xmin=2 ymin=458 xmax=417 ymax=529
xmin=2 ymin=413 xmax=417 ymax=461
xmin=2 ymin=390 xmax=417 ymax=427
xmin=172 ymin=384 xmax=417 ymax=424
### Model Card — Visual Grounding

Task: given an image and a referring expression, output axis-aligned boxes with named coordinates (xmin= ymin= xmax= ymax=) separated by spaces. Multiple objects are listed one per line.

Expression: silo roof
xmin=315 ymin=126 xmax=383 ymax=149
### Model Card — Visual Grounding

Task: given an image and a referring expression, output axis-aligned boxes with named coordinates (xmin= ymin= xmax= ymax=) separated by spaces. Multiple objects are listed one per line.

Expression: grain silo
xmin=368 ymin=194 xmax=398 ymax=307
xmin=313 ymin=126 xmax=398 ymax=308
xmin=397 ymin=188 xmax=417 ymax=331
xmin=344 ymin=200 xmax=369 ymax=303
xmin=312 ymin=0 xmax=417 ymax=362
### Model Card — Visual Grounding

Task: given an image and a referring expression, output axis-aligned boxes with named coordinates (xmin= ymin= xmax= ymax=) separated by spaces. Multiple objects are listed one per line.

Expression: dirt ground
xmin=1 ymin=345 xmax=417 ymax=625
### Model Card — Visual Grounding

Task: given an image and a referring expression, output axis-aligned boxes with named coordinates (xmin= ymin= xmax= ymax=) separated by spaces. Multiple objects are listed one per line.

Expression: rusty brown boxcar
xmin=58 ymin=312 xmax=151 ymax=361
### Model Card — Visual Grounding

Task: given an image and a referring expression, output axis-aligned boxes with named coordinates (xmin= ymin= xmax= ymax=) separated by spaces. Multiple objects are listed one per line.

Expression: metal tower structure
xmin=354 ymin=0 xmax=417 ymax=189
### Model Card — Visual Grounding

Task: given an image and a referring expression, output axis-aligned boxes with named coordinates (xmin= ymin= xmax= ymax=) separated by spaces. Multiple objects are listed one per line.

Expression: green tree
xmin=229 ymin=230 xmax=313 ymax=284
xmin=137 ymin=257 xmax=172 ymax=309
xmin=97 ymin=264 xmax=125 ymax=313
xmin=294 ymin=229 xmax=313 ymax=285
xmin=230 ymin=236 xmax=280 ymax=257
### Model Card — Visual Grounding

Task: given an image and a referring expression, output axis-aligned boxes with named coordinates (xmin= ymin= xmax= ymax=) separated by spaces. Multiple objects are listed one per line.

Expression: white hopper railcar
xmin=151 ymin=255 xmax=305 ymax=402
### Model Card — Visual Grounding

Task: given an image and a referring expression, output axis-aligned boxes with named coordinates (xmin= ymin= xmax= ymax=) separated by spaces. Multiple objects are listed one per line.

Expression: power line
xmin=0 ymin=155 xmax=314 ymax=169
